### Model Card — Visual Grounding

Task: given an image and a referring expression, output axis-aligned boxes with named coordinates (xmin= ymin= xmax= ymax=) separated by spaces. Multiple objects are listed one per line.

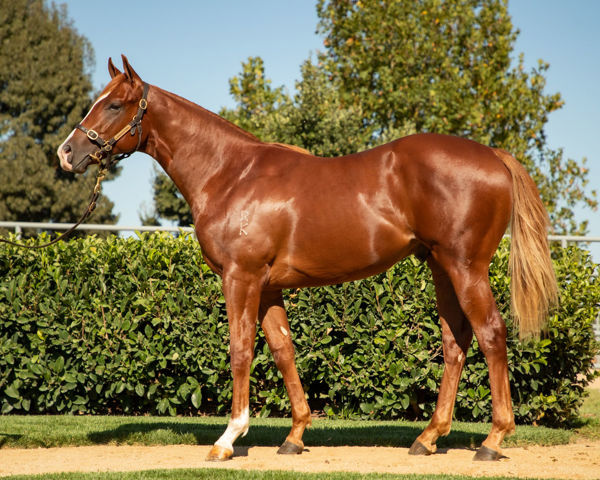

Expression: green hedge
xmin=0 ymin=233 xmax=598 ymax=426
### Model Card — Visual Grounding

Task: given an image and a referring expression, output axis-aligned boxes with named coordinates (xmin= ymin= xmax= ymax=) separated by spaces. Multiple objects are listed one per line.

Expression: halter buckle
xmin=86 ymin=129 xmax=99 ymax=141
xmin=139 ymin=98 xmax=148 ymax=110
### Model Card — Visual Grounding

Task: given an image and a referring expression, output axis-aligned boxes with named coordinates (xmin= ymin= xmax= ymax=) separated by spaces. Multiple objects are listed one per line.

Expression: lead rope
xmin=0 ymin=166 xmax=109 ymax=249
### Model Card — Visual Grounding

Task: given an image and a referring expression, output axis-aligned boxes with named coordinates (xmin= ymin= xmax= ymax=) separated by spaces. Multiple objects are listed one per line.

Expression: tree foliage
xmin=222 ymin=57 xmax=370 ymax=158
xmin=0 ymin=0 xmax=117 ymax=229
xmin=151 ymin=0 xmax=595 ymax=233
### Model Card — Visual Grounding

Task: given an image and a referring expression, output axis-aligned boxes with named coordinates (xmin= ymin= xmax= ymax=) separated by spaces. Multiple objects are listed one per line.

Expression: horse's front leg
xmin=259 ymin=290 xmax=311 ymax=454
xmin=206 ymin=270 xmax=263 ymax=461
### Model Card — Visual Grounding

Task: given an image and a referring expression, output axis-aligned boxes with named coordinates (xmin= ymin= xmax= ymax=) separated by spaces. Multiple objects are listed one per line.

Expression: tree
xmin=151 ymin=0 xmax=596 ymax=233
xmin=221 ymin=57 xmax=370 ymax=157
xmin=0 ymin=0 xmax=117 ymax=231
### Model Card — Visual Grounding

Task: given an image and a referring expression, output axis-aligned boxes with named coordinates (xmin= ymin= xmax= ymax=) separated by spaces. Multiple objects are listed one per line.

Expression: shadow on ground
xmin=0 ymin=433 xmax=22 ymax=447
xmin=86 ymin=420 xmax=486 ymax=449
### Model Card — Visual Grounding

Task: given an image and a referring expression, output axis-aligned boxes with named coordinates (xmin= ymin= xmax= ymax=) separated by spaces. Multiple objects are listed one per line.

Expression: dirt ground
xmin=2 ymin=377 xmax=599 ymax=479
xmin=2 ymin=441 xmax=600 ymax=479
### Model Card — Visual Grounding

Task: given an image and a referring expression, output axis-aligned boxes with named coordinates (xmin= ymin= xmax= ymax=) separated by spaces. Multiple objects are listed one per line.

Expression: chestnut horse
xmin=57 ymin=56 xmax=557 ymax=462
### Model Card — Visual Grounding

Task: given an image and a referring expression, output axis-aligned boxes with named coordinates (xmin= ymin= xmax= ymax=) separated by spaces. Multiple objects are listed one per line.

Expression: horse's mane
xmin=267 ymin=142 xmax=311 ymax=155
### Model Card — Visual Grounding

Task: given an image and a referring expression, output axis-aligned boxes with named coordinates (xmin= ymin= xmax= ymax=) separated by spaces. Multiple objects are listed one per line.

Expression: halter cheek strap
xmin=76 ymin=82 xmax=149 ymax=168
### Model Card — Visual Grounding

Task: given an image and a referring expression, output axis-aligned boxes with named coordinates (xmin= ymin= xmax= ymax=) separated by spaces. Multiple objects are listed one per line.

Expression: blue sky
xmin=59 ymin=1 xmax=599 ymax=257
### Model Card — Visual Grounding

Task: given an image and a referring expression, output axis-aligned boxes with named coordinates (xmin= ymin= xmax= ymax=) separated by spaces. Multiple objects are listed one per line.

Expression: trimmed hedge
xmin=0 ymin=233 xmax=598 ymax=426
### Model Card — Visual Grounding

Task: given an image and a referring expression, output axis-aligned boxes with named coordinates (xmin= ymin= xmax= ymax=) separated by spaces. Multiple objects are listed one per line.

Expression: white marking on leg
xmin=280 ymin=326 xmax=289 ymax=337
xmin=214 ymin=407 xmax=249 ymax=452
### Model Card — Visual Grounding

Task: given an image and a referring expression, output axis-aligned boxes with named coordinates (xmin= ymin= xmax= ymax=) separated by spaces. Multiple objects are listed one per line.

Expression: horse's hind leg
xmin=259 ymin=290 xmax=312 ymax=454
xmin=437 ymin=254 xmax=515 ymax=461
xmin=410 ymin=258 xmax=473 ymax=456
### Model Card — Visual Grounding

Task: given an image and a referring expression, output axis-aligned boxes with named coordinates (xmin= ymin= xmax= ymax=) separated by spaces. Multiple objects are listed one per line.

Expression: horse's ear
xmin=121 ymin=54 xmax=142 ymax=84
xmin=108 ymin=57 xmax=121 ymax=79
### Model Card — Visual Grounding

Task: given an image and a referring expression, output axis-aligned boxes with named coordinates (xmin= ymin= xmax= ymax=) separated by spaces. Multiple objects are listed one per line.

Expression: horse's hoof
xmin=277 ymin=440 xmax=304 ymax=455
xmin=473 ymin=445 xmax=503 ymax=461
xmin=206 ymin=444 xmax=233 ymax=461
xmin=408 ymin=439 xmax=435 ymax=456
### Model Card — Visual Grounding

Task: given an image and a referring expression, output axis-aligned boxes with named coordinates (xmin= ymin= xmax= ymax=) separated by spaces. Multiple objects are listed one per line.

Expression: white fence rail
xmin=2 ymin=221 xmax=600 ymax=247
xmin=0 ymin=221 xmax=194 ymax=237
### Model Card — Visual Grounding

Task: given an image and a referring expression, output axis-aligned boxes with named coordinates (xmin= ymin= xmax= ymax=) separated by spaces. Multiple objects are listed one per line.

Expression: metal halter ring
xmin=86 ymin=129 xmax=99 ymax=141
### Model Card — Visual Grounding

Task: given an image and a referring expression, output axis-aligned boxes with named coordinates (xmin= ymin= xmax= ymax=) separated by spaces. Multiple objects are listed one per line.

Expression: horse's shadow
xmin=86 ymin=420 xmax=485 ymax=450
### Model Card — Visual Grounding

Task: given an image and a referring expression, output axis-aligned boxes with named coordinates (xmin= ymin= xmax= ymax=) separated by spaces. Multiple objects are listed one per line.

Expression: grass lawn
xmin=576 ymin=387 xmax=600 ymax=440
xmin=0 ymin=414 xmax=575 ymax=450
xmin=0 ymin=389 xmax=597 ymax=480
xmin=0 ymin=470 xmax=567 ymax=480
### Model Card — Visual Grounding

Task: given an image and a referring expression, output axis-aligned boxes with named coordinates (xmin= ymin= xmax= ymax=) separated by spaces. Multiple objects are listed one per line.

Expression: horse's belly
xmin=266 ymin=220 xmax=418 ymax=288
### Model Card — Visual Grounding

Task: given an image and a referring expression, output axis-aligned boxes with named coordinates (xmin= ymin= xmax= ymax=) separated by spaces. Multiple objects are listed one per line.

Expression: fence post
xmin=15 ymin=225 xmax=22 ymax=240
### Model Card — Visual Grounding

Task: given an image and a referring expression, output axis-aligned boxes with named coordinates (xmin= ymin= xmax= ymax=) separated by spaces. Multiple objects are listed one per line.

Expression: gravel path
xmin=2 ymin=441 xmax=599 ymax=479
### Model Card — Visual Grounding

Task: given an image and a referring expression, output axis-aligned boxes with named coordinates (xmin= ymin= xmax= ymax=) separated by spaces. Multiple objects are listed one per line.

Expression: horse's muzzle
xmin=57 ymin=142 xmax=94 ymax=174
xmin=57 ymin=143 xmax=74 ymax=171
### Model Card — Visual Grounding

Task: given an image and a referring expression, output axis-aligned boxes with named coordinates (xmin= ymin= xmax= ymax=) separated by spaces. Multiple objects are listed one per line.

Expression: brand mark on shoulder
xmin=240 ymin=210 xmax=249 ymax=236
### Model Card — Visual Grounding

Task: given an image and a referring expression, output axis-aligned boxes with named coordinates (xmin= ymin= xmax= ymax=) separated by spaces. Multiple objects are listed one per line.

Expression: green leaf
xmin=53 ymin=356 xmax=65 ymax=374
xmin=191 ymin=387 xmax=202 ymax=409
xmin=4 ymin=385 xmax=20 ymax=400
xmin=426 ymin=378 xmax=437 ymax=391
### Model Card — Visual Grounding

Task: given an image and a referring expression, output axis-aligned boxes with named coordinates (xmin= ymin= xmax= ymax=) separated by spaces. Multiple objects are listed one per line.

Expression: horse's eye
xmin=108 ymin=103 xmax=122 ymax=111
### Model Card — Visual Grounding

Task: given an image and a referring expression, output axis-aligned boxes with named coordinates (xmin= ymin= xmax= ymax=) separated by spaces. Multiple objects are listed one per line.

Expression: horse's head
xmin=57 ymin=55 xmax=149 ymax=174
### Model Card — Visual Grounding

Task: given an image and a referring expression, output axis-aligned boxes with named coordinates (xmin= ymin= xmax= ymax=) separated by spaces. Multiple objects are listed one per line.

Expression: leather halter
xmin=76 ymin=82 xmax=149 ymax=169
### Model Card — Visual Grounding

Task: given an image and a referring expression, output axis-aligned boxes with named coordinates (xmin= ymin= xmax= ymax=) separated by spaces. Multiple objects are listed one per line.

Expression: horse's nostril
xmin=61 ymin=144 xmax=74 ymax=165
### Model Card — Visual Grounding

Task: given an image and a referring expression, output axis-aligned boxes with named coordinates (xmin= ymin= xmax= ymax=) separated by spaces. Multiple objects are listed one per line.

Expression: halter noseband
xmin=76 ymin=82 xmax=149 ymax=168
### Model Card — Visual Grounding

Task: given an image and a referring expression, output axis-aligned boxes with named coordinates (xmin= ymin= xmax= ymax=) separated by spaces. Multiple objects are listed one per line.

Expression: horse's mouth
xmin=71 ymin=155 xmax=95 ymax=174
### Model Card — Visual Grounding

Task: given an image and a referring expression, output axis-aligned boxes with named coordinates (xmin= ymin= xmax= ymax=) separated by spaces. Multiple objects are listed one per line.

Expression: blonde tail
xmin=494 ymin=149 xmax=558 ymax=338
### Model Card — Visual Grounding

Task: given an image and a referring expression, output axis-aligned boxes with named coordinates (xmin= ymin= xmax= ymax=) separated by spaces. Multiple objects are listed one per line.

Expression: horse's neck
xmin=142 ymin=86 xmax=260 ymax=219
